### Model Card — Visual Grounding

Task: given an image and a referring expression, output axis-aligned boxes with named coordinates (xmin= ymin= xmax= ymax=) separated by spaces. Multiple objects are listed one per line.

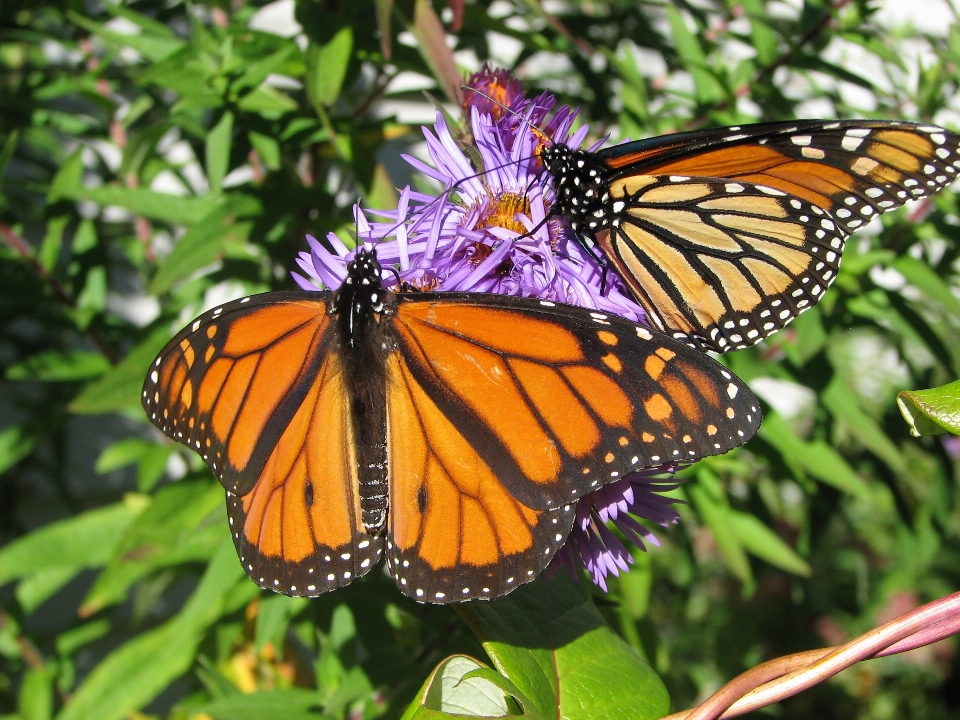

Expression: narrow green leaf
xmin=823 ymin=378 xmax=908 ymax=476
xmin=728 ymin=510 xmax=811 ymax=576
xmin=72 ymin=219 xmax=98 ymax=254
xmin=148 ymin=202 xmax=256 ymax=294
xmin=249 ymin=131 xmax=281 ymax=170
xmin=19 ymin=666 xmax=53 ymax=720
xmin=742 ymin=0 xmax=780 ymax=65
xmin=758 ymin=412 xmax=871 ymax=498
xmin=0 ymin=425 xmax=37 ymax=475
xmin=255 ymin=594 xmax=309 ymax=653
xmin=81 ymin=480 xmax=224 ymax=614
xmin=0 ymin=129 xmax=19 ymax=179
xmin=306 ymin=28 xmax=354 ymax=108
xmin=37 ymin=216 xmax=68 ymax=272
xmin=16 ymin=567 xmax=79 ymax=614
xmin=235 ymin=46 xmax=295 ymax=94
xmin=689 ymin=472 xmax=752 ymax=583
xmin=80 ymin=186 xmax=221 ymax=224
xmin=236 ymin=85 xmax=299 ymax=115
xmin=47 ymin=150 xmax=83 ymax=203
xmin=892 ymin=255 xmax=960 ymax=317
xmin=666 ymin=5 xmax=723 ymax=103
xmin=898 ymin=380 xmax=960 ymax=436
xmin=7 ymin=350 xmax=110 ymax=381
xmin=69 ymin=327 xmax=172 ymax=414
xmin=0 ymin=502 xmax=142 ymax=585
xmin=58 ymin=541 xmax=242 ymax=720
xmin=56 ymin=619 xmax=112 ymax=657
xmin=456 ymin=572 xmax=669 ymax=720
xmin=67 ymin=10 xmax=184 ymax=61
xmin=95 ymin=438 xmax=154 ymax=474
xmin=206 ymin=111 xmax=234 ymax=194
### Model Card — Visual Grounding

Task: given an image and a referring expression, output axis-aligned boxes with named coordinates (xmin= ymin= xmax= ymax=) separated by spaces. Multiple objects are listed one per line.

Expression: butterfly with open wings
xmin=539 ymin=119 xmax=960 ymax=353
xmin=143 ymin=247 xmax=760 ymax=603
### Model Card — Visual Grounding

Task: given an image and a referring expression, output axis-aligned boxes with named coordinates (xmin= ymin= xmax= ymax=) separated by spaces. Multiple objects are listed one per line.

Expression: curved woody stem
xmin=661 ymin=591 xmax=960 ymax=720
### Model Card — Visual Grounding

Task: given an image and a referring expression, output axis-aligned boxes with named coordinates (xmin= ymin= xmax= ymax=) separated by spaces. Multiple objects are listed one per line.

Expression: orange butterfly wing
xmin=585 ymin=120 xmax=960 ymax=352
xmin=599 ymin=120 xmax=959 ymax=234
xmin=382 ymin=294 xmax=760 ymax=602
xmin=143 ymin=293 xmax=382 ymax=596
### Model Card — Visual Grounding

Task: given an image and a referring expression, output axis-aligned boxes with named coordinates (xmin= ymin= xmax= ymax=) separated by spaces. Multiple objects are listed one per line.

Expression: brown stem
xmin=661 ymin=591 xmax=960 ymax=720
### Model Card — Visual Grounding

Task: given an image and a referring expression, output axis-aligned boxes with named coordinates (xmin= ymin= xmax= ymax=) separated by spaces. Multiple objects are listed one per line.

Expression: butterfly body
xmin=541 ymin=120 xmax=960 ymax=353
xmin=144 ymin=248 xmax=761 ymax=602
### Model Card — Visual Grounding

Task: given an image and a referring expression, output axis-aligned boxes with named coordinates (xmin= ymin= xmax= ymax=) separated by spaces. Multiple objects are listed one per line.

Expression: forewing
xmin=599 ymin=175 xmax=845 ymax=352
xmin=391 ymin=294 xmax=760 ymax=509
xmin=385 ymin=351 xmax=576 ymax=603
xmin=142 ymin=292 xmax=382 ymax=596
xmin=599 ymin=120 xmax=960 ymax=235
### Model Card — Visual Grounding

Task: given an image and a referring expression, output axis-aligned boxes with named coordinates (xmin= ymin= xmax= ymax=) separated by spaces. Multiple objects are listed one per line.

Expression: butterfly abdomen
xmin=332 ymin=249 xmax=397 ymax=533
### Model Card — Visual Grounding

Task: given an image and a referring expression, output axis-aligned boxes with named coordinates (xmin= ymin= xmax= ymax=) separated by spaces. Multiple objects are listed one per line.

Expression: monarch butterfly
xmin=143 ymin=247 xmax=760 ymax=603
xmin=539 ymin=120 xmax=960 ymax=353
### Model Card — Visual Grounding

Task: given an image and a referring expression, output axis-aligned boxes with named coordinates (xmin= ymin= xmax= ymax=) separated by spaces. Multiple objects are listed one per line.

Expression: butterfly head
xmin=540 ymin=144 xmax=612 ymax=233
xmin=335 ymin=246 xmax=393 ymax=348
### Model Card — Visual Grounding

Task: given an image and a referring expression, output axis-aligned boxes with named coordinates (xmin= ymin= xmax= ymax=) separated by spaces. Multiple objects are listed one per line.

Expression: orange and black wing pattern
xmin=382 ymin=293 xmax=761 ymax=602
xmin=142 ymin=292 xmax=383 ymax=596
xmin=584 ymin=120 xmax=960 ymax=352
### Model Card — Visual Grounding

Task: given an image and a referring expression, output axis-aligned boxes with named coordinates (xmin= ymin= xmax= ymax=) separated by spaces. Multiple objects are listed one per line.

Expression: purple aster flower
xmin=292 ymin=69 xmax=686 ymax=591
xmin=462 ymin=63 xmax=526 ymax=122
xmin=552 ymin=466 xmax=685 ymax=591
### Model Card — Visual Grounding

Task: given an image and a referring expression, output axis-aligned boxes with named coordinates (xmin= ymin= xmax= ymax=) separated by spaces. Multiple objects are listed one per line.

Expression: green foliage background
xmin=2 ymin=0 xmax=960 ymax=718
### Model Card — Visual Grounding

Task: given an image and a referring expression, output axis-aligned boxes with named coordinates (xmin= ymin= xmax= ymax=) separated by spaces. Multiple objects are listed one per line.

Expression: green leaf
xmin=0 ymin=425 xmax=37 ymax=475
xmin=69 ymin=327 xmax=172 ymax=414
xmin=666 ymin=5 xmax=723 ymax=104
xmin=255 ymin=594 xmax=309 ymax=653
xmin=758 ymin=412 xmax=871 ymax=498
xmin=306 ymin=28 xmax=354 ymax=108
xmin=38 ymin=215 xmax=68 ymax=272
xmin=58 ymin=541 xmax=242 ymax=720
xmin=249 ymin=131 xmax=281 ymax=170
xmin=72 ymin=218 xmax=98 ymax=254
xmin=688 ymin=469 xmax=752 ymax=583
xmin=47 ymin=150 xmax=83 ymax=203
xmin=206 ymin=111 xmax=234 ymax=194
xmin=236 ymin=84 xmax=299 ymax=115
xmin=897 ymin=379 xmax=960 ymax=436
xmin=56 ymin=620 xmax=112 ymax=657
xmin=16 ymin=566 xmax=80 ymax=614
xmin=823 ymin=378 xmax=909 ymax=477
xmin=0 ymin=501 xmax=143 ymax=585
xmin=0 ymin=129 xmax=19 ymax=179
xmin=891 ymin=255 xmax=960 ymax=318
xmin=235 ymin=47 xmax=296 ymax=95
xmin=7 ymin=350 xmax=111 ymax=381
xmin=402 ymin=656 xmax=526 ymax=720
xmin=82 ymin=186 xmax=221 ymax=224
xmin=728 ymin=510 xmax=811 ymax=577
xmin=19 ymin=666 xmax=53 ymax=720
xmin=80 ymin=480 xmax=225 ymax=614
xmin=67 ymin=10 xmax=184 ymax=62
xmin=148 ymin=199 xmax=257 ymax=294
xmin=455 ymin=572 xmax=669 ymax=720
